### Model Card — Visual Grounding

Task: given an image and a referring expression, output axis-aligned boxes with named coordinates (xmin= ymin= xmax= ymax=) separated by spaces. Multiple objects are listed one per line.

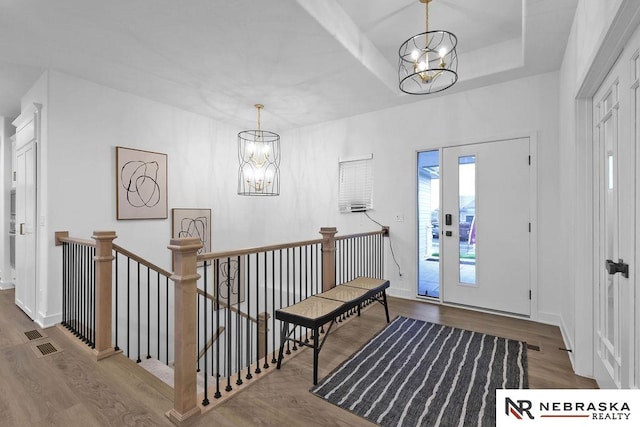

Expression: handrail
xmin=57 ymin=235 xmax=96 ymax=247
xmin=198 ymin=327 xmax=225 ymax=361
xmin=196 ymin=288 xmax=258 ymax=323
xmin=336 ymin=229 xmax=387 ymax=241
xmin=197 ymin=229 xmax=386 ymax=261
xmin=198 ymin=238 xmax=323 ymax=261
xmin=113 ymin=243 xmax=172 ymax=278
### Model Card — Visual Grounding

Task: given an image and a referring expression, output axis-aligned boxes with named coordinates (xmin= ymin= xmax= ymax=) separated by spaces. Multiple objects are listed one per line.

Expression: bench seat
xmin=275 ymin=276 xmax=390 ymax=384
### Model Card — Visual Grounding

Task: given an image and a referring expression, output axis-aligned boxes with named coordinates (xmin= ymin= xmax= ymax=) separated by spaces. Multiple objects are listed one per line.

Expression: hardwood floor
xmin=0 ymin=289 xmax=174 ymax=427
xmin=0 ymin=289 xmax=596 ymax=426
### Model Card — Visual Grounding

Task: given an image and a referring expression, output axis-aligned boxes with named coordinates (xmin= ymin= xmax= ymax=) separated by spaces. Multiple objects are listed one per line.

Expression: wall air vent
xmin=349 ymin=203 xmax=368 ymax=213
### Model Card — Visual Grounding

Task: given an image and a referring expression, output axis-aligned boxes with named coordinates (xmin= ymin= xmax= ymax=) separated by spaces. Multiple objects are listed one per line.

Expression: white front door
xmin=441 ymin=138 xmax=531 ymax=316
xmin=13 ymin=109 xmax=38 ymax=320
xmin=593 ymin=39 xmax=637 ymax=389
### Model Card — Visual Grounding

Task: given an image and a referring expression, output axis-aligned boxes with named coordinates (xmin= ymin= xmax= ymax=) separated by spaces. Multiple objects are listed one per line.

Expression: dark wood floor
xmin=0 ymin=289 xmax=596 ymax=426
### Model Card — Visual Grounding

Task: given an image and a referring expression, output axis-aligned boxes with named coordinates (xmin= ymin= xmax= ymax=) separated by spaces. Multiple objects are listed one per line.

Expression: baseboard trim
xmin=386 ymin=287 xmax=416 ymax=300
xmin=537 ymin=311 xmax=576 ymax=371
xmin=0 ymin=280 xmax=15 ymax=290
xmin=36 ymin=311 xmax=62 ymax=329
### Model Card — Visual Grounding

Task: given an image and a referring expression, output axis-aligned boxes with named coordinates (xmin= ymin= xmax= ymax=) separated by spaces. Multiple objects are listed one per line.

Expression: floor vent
xmin=22 ymin=329 xmax=47 ymax=343
xmin=37 ymin=342 xmax=58 ymax=356
xmin=30 ymin=340 xmax=62 ymax=358
xmin=527 ymin=343 xmax=541 ymax=352
xmin=24 ymin=330 xmax=44 ymax=341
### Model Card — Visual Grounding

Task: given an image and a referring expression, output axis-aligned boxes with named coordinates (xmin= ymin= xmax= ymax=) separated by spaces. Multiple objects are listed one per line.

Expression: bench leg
xmin=276 ymin=322 xmax=289 ymax=369
xmin=382 ymin=291 xmax=390 ymax=323
xmin=313 ymin=327 xmax=319 ymax=385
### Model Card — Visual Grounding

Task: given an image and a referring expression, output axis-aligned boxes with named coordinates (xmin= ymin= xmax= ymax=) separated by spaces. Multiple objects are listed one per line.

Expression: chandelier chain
xmin=255 ymin=104 xmax=263 ymax=132
xmin=425 ymin=0 xmax=429 ymax=35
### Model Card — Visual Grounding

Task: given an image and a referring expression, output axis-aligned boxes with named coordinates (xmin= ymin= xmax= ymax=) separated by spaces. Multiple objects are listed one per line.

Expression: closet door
xmin=12 ymin=105 xmax=39 ymax=320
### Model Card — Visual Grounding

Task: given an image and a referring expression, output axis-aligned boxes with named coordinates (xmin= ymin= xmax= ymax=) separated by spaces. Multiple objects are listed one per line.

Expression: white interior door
xmin=593 ymin=42 xmax=636 ymax=389
xmin=13 ymin=111 xmax=38 ymax=320
xmin=441 ymin=138 xmax=531 ymax=316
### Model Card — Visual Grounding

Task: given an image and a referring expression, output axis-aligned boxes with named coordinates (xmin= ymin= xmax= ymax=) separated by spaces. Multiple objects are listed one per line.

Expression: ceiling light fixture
xmin=238 ymin=104 xmax=280 ymax=196
xmin=398 ymin=0 xmax=458 ymax=95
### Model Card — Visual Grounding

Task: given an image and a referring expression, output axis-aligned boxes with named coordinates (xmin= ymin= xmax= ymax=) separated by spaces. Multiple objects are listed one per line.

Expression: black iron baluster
xmin=126 ymin=257 xmax=131 ymax=357
xmin=84 ymin=246 xmax=88 ymax=342
xmin=271 ymin=250 xmax=277 ymax=364
xmin=114 ymin=252 xmax=120 ymax=351
xmin=299 ymin=245 xmax=309 ymax=344
xmin=236 ymin=305 xmax=243 ymax=385
xmin=210 ymin=262 xmax=215 ymax=395
xmin=263 ymin=251 xmax=269 ymax=369
xmin=91 ymin=247 xmax=96 ymax=348
xmin=381 ymin=233 xmax=385 ymax=278
xmin=255 ymin=253 xmax=262 ymax=373
xmin=339 ymin=239 xmax=344 ymax=284
xmin=245 ymin=255 xmax=252 ymax=380
xmin=214 ymin=259 xmax=222 ymax=398
xmin=80 ymin=245 xmax=85 ymax=340
xmin=136 ymin=262 xmax=141 ymax=363
xmin=62 ymin=243 xmax=66 ymax=327
xmin=236 ymin=259 xmax=243 ymax=385
xmin=157 ymin=271 xmax=160 ymax=360
xmin=202 ymin=261 xmax=209 ymax=406
xmin=197 ymin=285 xmax=201 ymax=373
xmin=286 ymin=248 xmax=291 ymax=354
xmin=165 ymin=276 xmax=169 ymax=365
xmin=226 ymin=258 xmax=233 ymax=391
xmin=147 ymin=267 xmax=150 ymax=360
xmin=71 ymin=244 xmax=75 ymax=334
xmin=292 ymin=248 xmax=298 ymax=350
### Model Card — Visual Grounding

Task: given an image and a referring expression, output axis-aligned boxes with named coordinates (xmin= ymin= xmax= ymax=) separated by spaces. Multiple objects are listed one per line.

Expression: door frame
xmin=573 ymin=1 xmax=640 ymax=380
xmin=11 ymin=103 xmax=40 ymax=322
xmin=415 ymin=131 xmax=538 ymax=320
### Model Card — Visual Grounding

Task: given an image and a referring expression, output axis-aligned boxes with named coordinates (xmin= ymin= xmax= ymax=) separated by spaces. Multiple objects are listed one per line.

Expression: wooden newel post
xmin=92 ymin=231 xmax=117 ymax=360
xmin=320 ymin=227 xmax=338 ymax=292
xmin=257 ymin=312 xmax=270 ymax=362
xmin=167 ymin=238 xmax=202 ymax=426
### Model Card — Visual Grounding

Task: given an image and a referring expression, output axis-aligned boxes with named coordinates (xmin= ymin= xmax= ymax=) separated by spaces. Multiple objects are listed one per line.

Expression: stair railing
xmin=55 ymin=226 xmax=387 ymax=426
xmin=169 ymin=226 xmax=387 ymax=422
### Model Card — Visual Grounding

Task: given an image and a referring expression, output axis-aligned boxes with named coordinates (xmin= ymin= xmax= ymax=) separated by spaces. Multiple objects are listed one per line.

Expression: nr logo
xmin=505 ymin=397 xmax=535 ymax=420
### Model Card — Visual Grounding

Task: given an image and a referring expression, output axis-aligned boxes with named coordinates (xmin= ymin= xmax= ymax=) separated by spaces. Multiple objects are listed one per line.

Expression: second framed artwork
xmin=172 ymin=208 xmax=212 ymax=266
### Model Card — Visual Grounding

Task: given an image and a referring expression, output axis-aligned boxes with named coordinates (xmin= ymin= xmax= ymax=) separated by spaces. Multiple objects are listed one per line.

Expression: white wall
xmin=284 ymin=72 xmax=562 ymax=318
xmin=40 ymin=70 xmax=345 ymax=325
xmin=32 ymin=69 xmax=562 ymax=328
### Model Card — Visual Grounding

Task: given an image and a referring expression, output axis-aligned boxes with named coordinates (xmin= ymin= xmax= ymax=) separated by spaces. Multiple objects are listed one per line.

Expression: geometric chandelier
xmin=238 ymin=104 xmax=280 ymax=196
xmin=398 ymin=0 xmax=458 ymax=95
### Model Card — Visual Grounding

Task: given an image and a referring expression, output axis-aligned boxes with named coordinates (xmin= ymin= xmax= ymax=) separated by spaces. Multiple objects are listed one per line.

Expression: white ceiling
xmin=0 ymin=0 xmax=578 ymax=131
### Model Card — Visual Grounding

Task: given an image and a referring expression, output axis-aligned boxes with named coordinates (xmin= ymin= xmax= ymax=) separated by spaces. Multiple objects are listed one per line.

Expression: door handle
xmin=605 ymin=259 xmax=629 ymax=278
xmin=19 ymin=223 xmax=24 ymax=235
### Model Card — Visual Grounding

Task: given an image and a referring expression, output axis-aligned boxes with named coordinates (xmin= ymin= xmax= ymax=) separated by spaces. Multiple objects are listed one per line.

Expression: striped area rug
xmin=311 ymin=316 xmax=528 ymax=427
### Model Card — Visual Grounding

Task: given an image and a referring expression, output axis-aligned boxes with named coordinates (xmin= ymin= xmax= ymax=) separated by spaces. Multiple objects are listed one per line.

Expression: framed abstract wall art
xmin=116 ymin=146 xmax=168 ymax=220
xmin=172 ymin=208 xmax=212 ymax=266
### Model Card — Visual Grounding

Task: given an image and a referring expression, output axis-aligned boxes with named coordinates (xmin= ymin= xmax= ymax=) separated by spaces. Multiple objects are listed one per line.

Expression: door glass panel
xmin=458 ymin=155 xmax=476 ymax=285
xmin=417 ymin=150 xmax=440 ymax=298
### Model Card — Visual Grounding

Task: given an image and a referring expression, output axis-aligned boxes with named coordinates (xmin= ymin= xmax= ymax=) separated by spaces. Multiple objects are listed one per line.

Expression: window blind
xmin=338 ymin=154 xmax=373 ymax=212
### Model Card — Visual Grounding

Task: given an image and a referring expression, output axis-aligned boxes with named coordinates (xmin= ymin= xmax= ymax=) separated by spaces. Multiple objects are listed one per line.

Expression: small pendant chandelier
xmin=398 ymin=0 xmax=458 ymax=95
xmin=238 ymin=104 xmax=280 ymax=196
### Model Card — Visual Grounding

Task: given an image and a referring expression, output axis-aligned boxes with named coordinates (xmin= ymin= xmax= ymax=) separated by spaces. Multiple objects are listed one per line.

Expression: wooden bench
xmin=275 ymin=276 xmax=390 ymax=384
